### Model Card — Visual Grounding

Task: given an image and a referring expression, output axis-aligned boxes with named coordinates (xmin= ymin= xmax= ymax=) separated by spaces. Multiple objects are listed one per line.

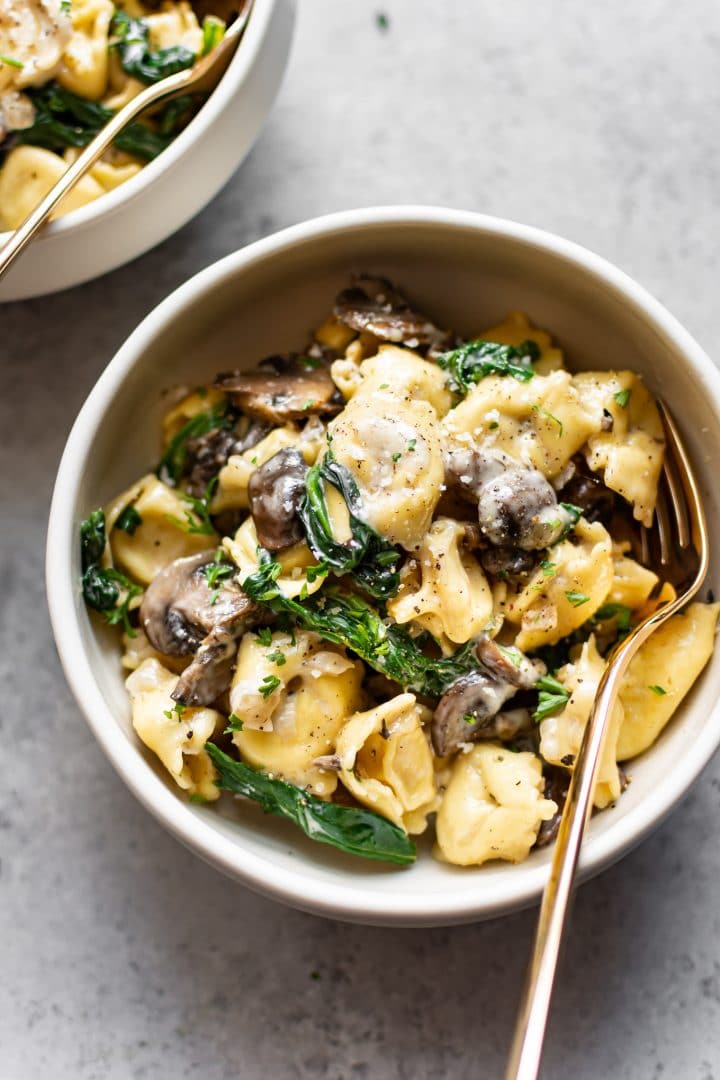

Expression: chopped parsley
xmin=531 ymin=403 xmax=563 ymax=436
xmin=488 ymin=420 xmax=499 ymax=430
xmin=379 ymin=383 xmax=389 ymax=389
xmin=256 ymin=627 xmax=273 ymax=647
xmin=115 ymin=504 xmax=143 ymax=535
xmin=614 ymin=388 xmax=631 ymax=409
xmin=0 ymin=55 xmax=24 ymax=69
xmin=224 ymin=713 xmax=245 ymax=733
xmin=540 ymin=559 xmax=556 ymax=577
xmin=305 ymin=561 xmax=330 ymax=584
xmin=592 ymin=603 xmax=632 ymax=634
xmin=648 ymin=684 xmax=667 ymax=696
xmin=533 ymin=675 xmax=571 ymax=722
xmin=188 ymin=793 xmax=207 ymax=804
xmin=201 ymin=14 xmax=225 ymax=55
xmin=564 ymin=590 xmax=590 ymax=608
xmin=391 ymin=451 xmax=402 ymax=462
xmin=266 ymin=649 xmax=287 ymax=666
xmin=203 ymin=547 xmax=234 ymax=602
xmin=164 ymin=701 xmax=186 ymax=721
xmin=166 ymin=478 xmax=217 ymax=536
xmin=302 ymin=400 xmax=316 ymax=411
xmin=376 ymin=12 xmax=389 ymax=30
xmin=258 ymin=674 xmax=282 ymax=699
xmin=407 ymin=438 xmax=417 ymax=452
xmin=464 ymin=713 xmax=477 ymax=725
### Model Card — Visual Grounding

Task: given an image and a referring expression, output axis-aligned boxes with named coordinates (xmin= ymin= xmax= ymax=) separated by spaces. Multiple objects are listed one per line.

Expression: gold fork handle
xmin=505 ymin=651 xmax=634 ymax=1080
xmin=0 ymin=73 xmax=188 ymax=280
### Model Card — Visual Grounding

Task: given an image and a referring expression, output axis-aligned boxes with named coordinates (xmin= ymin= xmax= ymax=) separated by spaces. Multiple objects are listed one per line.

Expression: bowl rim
xmin=0 ymin=0 xmax=277 ymax=243
xmin=46 ymin=205 xmax=720 ymax=924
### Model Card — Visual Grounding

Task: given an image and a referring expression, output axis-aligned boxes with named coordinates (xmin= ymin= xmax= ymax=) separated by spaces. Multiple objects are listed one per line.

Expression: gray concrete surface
xmin=3 ymin=1 xmax=720 ymax=1077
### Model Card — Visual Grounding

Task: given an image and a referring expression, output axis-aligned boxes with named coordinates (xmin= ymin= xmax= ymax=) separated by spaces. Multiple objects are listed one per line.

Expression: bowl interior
xmin=57 ymin=214 xmax=720 ymax=924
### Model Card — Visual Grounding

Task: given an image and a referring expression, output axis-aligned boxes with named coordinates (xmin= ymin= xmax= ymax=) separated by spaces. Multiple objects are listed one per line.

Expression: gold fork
xmin=0 ymin=0 xmax=254 ymax=280
xmin=506 ymin=401 xmax=709 ymax=1080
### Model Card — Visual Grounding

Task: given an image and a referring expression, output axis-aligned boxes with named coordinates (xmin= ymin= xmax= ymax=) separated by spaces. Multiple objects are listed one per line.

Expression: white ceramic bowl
xmin=46 ymin=207 xmax=720 ymax=926
xmin=0 ymin=0 xmax=295 ymax=303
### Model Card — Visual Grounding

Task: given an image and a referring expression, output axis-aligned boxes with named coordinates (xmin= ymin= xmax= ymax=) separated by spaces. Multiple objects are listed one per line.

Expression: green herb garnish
xmin=614 ymin=389 xmax=631 ymax=409
xmin=436 ymin=338 xmax=539 ymax=397
xmin=648 ymin=684 xmax=667 ymax=696
xmin=166 ymin=478 xmax=217 ymax=536
xmin=256 ymin=627 xmax=273 ymax=647
xmin=531 ymin=403 xmax=563 ymax=436
xmin=533 ymin=675 xmax=571 ymax=722
xmin=258 ymin=674 xmax=282 ymax=699
xmin=564 ymin=591 xmax=590 ymax=608
xmin=0 ymin=55 xmax=24 ymax=69
xmin=224 ymin=713 xmax=245 ymax=733
xmin=164 ymin=701 xmax=186 ymax=721
xmin=206 ymin=744 xmax=416 ymax=864
xmin=201 ymin=14 xmax=225 ymax=55
xmin=203 ymin=547 xmax=234 ymax=601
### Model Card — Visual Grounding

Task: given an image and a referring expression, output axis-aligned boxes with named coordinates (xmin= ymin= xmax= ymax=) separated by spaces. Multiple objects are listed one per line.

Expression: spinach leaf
xmin=14 ymin=83 xmax=173 ymax=162
xmin=437 ymin=338 xmax=539 ymax=397
xmin=111 ymin=11 xmax=195 ymax=84
xmin=165 ymin=478 xmax=217 ymax=536
xmin=298 ymin=454 xmax=400 ymax=599
xmin=157 ymin=402 xmax=232 ymax=486
xmin=242 ymin=557 xmax=480 ymax=697
xmin=79 ymin=510 xmax=142 ymax=636
xmin=206 ymin=744 xmax=416 ymax=865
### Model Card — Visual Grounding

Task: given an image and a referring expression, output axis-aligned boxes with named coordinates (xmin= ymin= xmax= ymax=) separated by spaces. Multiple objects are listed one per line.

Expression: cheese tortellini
xmin=0 ymin=0 xmax=218 ymax=230
xmin=83 ymin=278 xmax=719 ymax=873
xmin=436 ymin=744 xmax=557 ymax=866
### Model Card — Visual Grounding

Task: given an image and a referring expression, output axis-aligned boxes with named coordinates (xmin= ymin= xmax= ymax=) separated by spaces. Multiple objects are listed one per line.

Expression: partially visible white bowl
xmin=46 ymin=207 xmax=720 ymax=926
xmin=0 ymin=0 xmax=295 ymax=303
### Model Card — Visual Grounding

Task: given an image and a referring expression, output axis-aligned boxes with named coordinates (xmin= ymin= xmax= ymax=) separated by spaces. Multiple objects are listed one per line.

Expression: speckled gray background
xmin=3 ymin=1 xmax=720 ymax=1077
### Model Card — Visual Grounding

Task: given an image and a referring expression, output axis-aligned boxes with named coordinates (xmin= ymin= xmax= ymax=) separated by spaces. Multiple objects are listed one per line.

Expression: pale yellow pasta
xmin=126 ymin=658 xmax=222 ymax=801
xmin=213 ymin=421 xmax=324 ymax=513
xmin=334 ymin=344 xmax=452 ymax=417
xmin=328 ymin=387 xmax=445 ymax=549
xmin=223 ymin=516 xmax=324 ymax=600
xmin=313 ymin=315 xmax=357 ymax=354
xmin=388 ymin=518 xmax=493 ymax=646
xmin=121 ymin=628 xmax=187 ymax=674
xmin=506 ymin=518 xmax=614 ymax=651
xmin=435 ymin=744 xmax=557 ymax=866
xmin=539 ymin=636 xmax=622 ymax=808
xmin=231 ymin=630 xmax=364 ymax=797
xmin=105 ymin=473 xmax=216 ymax=585
xmin=57 ymin=0 xmax=114 ymax=100
xmin=476 ymin=311 xmax=565 ymax=375
xmin=0 ymin=145 xmax=107 ymax=229
xmin=443 ymin=369 xmax=597 ymax=479
xmin=145 ymin=0 xmax=202 ymax=53
xmin=0 ymin=0 xmax=72 ymax=92
xmin=161 ymin=387 xmax=227 ymax=443
xmin=336 ymin=694 xmax=438 ymax=834
xmin=617 ymin=602 xmax=720 ymax=760
xmin=573 ymin=372 xmax=664 ymax=526
xmin=608 ymin=542 xmax=659 ymax=610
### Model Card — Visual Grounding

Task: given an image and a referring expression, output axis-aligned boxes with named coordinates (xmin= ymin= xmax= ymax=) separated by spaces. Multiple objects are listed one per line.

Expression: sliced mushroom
xmin=140 ymin=551 xmax=256 ymax=706
xmin=534 ymin=766 xmax=570 ymax=848
xmin=477 ymin=545 xmax=537 ymax=582
xmin=557 ymin=455 xmax=615 ymax=525
xmin=475 ymin=637 xmax=545 ymax=688
xmin=214 ymin=355 xmax=342 ymax=424
xmin=248 ymin=447 xmax=308 ymax=551
xmin=432 ymin=671 xmax=517 ymax=756
xmin=185 ymin=417 xmax=271 ymax=498
xmin=333 ymin=275 xmax=451 ymax=353
xmin=432 ymin=641 xmax=544 ymax=756
xmin=445 ymin=446 xmax=575 ymax=551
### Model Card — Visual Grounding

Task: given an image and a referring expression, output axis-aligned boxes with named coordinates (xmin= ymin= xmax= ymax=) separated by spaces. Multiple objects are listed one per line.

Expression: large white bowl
xmin=46 ymin=207 xmax=720 ymax=926
xmin=0 ymin=0 xmax=295 ymax=303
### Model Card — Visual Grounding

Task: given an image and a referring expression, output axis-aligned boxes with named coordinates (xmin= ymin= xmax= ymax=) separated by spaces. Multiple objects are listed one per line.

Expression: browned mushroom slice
xmin=140 ymin=551 xmax=256 ymax=706
xmin=185 ymin=417 xmax=271 ymax=498
xmin=475 ymin=637 xmax=545 ymax=689
xmin=534 ymin=766 xmax=570 ymax=848
xmin=431 ymin=670 xmax=518 ymax=756
xmin=214 ymin=355 xmax=342 ymax=423
xmin=248 ymin=447 xmax=308 ymax=551
xmin=333 ymin=275 xmax=450 ymax=351
xmin=557 ymin=455 xmax=616 ymax=526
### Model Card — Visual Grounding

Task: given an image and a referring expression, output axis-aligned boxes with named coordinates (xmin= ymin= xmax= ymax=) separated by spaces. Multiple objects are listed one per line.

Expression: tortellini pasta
xmin=105 ymin=473 xmax=216 ymax=585
xmin=336 ymin=694 xmax=439 ymax=834
xmin=617 ymin=603 xmax=720 ymax=760
xmin=230 ymin=630 xmax=364 ymax=797
xmin=126 ymin=658 xmax=222 ymax=801
xmin=435 ymin=744 xmax=557 ymax=865
xmin=223 ymin=516 xmax=324 ymax=600
xmin=82 ymin=279 xmax=719 ymax=873
xmin=57 ymin=0 xmax=114 ymax=100
xmin=328 ymin=386 xmax=445 ymax=549
xmin=539 ymin=636 xmax=622 ymax=808
xmin=388 ymin=518 xmax=493 ymax=646
xmin=505 ymin=518 xmax=614 ymax=652
xmin=572 ymin=372 xmax=664 ymax=526
xmin=443 ymin=369 xmax=598 ymax=479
